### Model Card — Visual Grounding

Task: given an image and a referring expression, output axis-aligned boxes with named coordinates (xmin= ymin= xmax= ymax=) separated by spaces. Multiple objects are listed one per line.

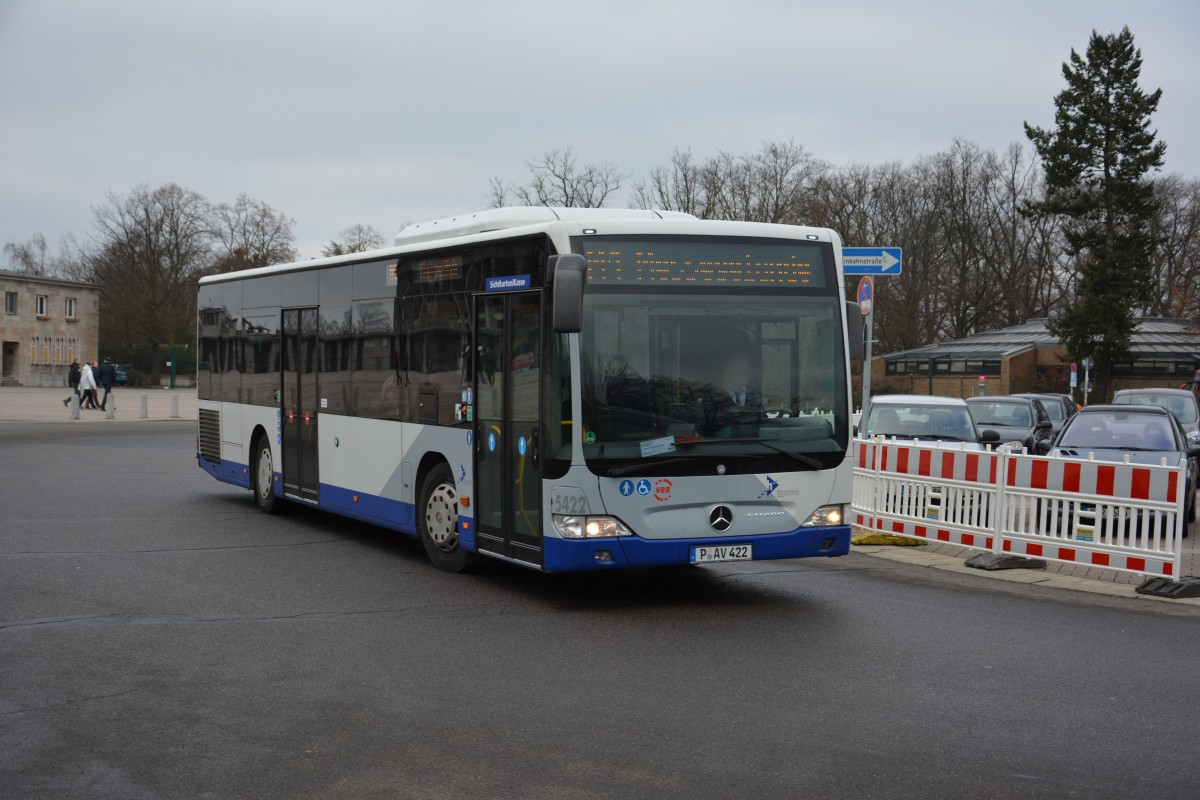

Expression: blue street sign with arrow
xmin=842 ymin=247 xmax=903 ymax=275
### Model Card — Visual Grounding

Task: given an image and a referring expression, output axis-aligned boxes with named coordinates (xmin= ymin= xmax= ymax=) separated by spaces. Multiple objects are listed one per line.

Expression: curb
xmin=851 ymin=542 xmax=1200 ymax=606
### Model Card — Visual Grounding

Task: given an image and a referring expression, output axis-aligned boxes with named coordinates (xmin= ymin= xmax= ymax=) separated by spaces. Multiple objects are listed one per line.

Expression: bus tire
xmin=252 ymin=435 xmax=282 ymax=515
xmin=418 ymin=463 xmax=471 ymax=572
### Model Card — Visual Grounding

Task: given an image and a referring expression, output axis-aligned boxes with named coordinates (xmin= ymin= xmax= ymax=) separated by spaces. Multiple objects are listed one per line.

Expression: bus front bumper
xmin=541 ymin=525 xmax=851 ymax=573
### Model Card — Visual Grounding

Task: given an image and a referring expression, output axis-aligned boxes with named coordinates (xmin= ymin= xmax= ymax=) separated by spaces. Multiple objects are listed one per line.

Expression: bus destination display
xmin=579 ymin=238 xmax=826 ymax=288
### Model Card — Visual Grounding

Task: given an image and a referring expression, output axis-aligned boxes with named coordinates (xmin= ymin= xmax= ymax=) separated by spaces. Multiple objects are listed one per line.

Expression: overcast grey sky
xmin=2 ymin=0 xmax=1197 ymax=260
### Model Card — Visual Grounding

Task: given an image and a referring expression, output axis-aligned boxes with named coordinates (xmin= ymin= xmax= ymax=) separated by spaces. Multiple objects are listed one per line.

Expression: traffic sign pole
xmin=857 ymin=277 xmax=874 ymax=425
xmin=862 ymin=304 xmax=873 ymax=425
xmin=844 ymin=248 xmax=900 ymax=426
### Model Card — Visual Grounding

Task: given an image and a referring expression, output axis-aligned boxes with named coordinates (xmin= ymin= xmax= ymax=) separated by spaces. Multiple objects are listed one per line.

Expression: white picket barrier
xmin=852 ymin=438 xmax=1187 ymax=579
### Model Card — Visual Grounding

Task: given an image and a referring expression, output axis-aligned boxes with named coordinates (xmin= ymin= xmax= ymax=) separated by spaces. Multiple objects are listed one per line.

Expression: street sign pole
xmin=856 ymin=277 xmax=874 ymax=424
xmin=1083 ymin=357 xmax=1092 ymax=407
xmin=844 ymin=251 xmax=900 ymax=427
xmin=862 ymin=306 xmax=873 ymax=423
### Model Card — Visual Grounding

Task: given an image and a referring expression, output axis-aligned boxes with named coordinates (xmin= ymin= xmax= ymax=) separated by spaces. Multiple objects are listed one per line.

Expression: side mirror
xmin=1036 ymin=440 xmax=1054 ymax=455
xmin=980 ymin=429 xmax=1001 ymax=443
xmin=846 ymin=303 xmax=864 ymax=360
xmin=550 ymin=254 xmax=587 ymax=333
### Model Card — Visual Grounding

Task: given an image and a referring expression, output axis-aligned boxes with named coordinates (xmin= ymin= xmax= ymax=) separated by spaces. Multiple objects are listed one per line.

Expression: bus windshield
xmin=577 ymin=288 xmax=848 ymax=475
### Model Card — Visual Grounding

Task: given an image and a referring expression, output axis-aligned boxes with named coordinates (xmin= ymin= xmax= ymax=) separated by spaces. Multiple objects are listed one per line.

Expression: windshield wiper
xmin=605 ymin=457 xmax=694 ymax=478
xmin=677 ymin=437 xmax=824 ymax=469
xmin=912 ymin=434 xmax=969 ymax=442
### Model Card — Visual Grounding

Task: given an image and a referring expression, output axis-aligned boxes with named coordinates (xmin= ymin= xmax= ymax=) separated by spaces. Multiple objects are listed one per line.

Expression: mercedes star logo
xmin=709 ymin=505 xmax=733 ymax=532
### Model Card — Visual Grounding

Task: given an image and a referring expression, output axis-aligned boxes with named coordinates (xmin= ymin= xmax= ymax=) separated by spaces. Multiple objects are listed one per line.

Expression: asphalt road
xmin=3 ymin=423 xmax=1199 ymax=800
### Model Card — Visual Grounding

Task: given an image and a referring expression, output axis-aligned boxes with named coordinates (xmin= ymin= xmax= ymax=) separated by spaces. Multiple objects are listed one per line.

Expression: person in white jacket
xmin=78 ymin=361 xmax=99 ymax=409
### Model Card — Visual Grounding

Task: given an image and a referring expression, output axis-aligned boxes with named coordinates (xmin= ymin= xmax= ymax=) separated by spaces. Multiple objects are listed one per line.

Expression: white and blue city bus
xmin=196 ymin=207 xmax=864 ymax=572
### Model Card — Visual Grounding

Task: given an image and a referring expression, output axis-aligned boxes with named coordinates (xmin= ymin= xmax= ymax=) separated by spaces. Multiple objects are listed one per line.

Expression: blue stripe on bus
xmin=196 ymin=460 xmax=480 ymax=550
xmin=317 ymin=483 xmax=477 ymax=551
xmin=320 ymin=483 xmax=418 ymax=536
xmin=541 ymin=525 xmax=852 ymax=572
xmin=197 ymin=456 xmax=253 ymax=489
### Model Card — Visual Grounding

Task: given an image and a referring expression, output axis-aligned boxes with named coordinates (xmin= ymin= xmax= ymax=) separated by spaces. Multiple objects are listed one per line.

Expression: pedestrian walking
xmin=79 ymin=360 xmax=99 ymax=409
xmin=98 ymin=356 xmax=117 ymax=411
xmin=63 ymin=358 xmax=82 ymax=407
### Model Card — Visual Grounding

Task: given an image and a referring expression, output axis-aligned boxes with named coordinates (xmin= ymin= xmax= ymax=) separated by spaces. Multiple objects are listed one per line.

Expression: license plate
xmin=691 ymin=544 xmax=753 ymax=563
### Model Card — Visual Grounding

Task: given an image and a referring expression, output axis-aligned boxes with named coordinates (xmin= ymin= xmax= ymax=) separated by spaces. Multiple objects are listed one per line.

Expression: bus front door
xmin=281 ymin=307 xmax=320 ymax=503
xmin=473 ymin=293 xmax=543 ymax=566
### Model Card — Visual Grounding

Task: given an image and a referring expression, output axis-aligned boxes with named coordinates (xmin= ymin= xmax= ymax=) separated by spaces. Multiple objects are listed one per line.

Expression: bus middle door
xmin=281 ymin=307 xmax=320 ymax=504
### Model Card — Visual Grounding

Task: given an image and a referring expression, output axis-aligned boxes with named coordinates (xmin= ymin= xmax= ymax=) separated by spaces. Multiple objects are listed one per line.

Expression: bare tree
xmin=490 ymin=147 xmax=626 ymax=208
xmin=3 ymin=233 xmax=49 ymax=274
xmin=86 ymin=183 xmax=214 ymax=374
xmin=212 ymin=194 xmax=297 ymax=272
xmin=630 ymin=148 xmax=705 ymax=215
xmin=1145 ymin=175 xmax=1200 ymax=325
xmin=632 ymin=140 xmax=826 ymax=223
xmin=321 ymin=223 xmax=386 ymax=256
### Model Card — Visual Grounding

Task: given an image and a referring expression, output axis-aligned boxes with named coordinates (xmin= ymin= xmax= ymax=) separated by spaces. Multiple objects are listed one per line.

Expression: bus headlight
xmin=801 ymin=505 xmax=844 ymax=527
xmin=552 ymin=514 xmax=634 ymax=539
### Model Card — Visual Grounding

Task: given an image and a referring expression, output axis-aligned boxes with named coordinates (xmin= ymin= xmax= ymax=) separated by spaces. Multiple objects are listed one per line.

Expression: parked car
xmin=1011 ymin=392 xmax=1077 ymax=436
xmin=114 ymin=364 xmax=130 ymax=386
xmin=861 ymin=395 xmax=999 ymax=447
xmin=966 ymin=396 xmax=1055 ymax=452
xmin=1111 ymin=388 xmax=1200 ymax=449
xmin=1041 ymin=404 xmax=1198 ymax=528
xmin=861 ymin=395 xmax=999 ymax=522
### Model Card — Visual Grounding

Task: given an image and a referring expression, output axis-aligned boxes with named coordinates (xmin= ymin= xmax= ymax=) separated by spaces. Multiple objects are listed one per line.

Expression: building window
xmin=30 ymin=336 xmax=39 ymax=364
xmin=42 ymin=338 xmax=50 ymax=363
xmin=55 ymin=338 xmax=63 ymax=365
xmin=67 ymin=338 xmax=76 ymax=364
xmin=65 ymin=297 xmax=77 ymax=318
xmin=4 ymin=291 xmax=15 ymax=315
xmin=35 ymin=295 xmax=48 ymax=317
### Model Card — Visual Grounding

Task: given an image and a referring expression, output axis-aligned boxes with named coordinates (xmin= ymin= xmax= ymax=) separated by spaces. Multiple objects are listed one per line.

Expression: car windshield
xmin=577 ymin=288 xmax=848 ymax=474
xmin=1040 ymin=400 xmax=1064 ymax=421
xmin=1114 ymin=393 xmax=1199 ymax=424
xmin=1058 ymin=412 xmax=1179 ymax=451
xmin=968 ymin=401 xmax=1031 ymax=427
xmin=864 ymin=403 xmax=976 ymax=441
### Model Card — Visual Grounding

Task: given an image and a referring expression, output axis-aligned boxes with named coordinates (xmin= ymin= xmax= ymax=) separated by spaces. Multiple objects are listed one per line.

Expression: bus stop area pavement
xmin=852 ymin=521 xmax=1200 ymax=607
xmin=0 ymin=386 xmax=198 ymax=423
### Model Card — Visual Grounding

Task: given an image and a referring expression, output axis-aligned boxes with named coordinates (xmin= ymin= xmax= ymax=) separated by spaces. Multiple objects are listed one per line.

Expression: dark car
xmin=1111 ymin=388 xmax=1200 ymax=449
xmin=114 ymin=364 xmax=130 ymax=386
xmin=1012 ymin=392 xmax=1077 ymax=436
xmin=965 ymin=396 xmax=1054 ymax=452
xmin=1043 ymin=404 xmax=1198 ymax=529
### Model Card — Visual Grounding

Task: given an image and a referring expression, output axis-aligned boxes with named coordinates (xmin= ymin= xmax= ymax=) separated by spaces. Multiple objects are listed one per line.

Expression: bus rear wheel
xmin=253 ymin=436 xmax=282 ymax=515
xmin=418 ymin=463 xmax=472 ymax=572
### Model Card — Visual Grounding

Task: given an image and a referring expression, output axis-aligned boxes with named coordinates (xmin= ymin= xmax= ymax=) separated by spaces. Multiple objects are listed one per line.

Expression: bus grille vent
xmin=198 ymin=409 xmax=222 ymax=464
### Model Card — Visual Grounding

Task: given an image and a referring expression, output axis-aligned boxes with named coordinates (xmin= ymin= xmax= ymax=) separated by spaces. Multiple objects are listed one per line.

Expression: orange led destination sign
xmin=579 ymin=238 xmax=825 ymax=288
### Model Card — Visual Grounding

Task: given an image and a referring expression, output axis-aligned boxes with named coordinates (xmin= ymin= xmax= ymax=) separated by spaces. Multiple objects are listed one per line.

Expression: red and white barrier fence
xmin=852 ymin=438 xmax=1188 ymax=579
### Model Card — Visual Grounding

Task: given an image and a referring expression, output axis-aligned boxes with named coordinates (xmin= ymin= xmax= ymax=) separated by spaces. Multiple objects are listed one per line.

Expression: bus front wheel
xmin=418 ymin=463 xmax=472 ymax=572
xmin=253 ymin=436 xmax=282 ymax=515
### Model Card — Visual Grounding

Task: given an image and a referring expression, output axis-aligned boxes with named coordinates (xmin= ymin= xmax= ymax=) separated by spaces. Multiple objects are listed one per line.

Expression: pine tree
xmin=1024 ymin=26 xmax=1166 ymax=401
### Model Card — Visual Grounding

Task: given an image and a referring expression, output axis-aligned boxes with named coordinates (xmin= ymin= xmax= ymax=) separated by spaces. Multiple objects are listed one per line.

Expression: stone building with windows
xmin=872 ymin=317 xmax=1200 ymax=402
xmin=0 ymin=270 xmax=101 ymax=387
